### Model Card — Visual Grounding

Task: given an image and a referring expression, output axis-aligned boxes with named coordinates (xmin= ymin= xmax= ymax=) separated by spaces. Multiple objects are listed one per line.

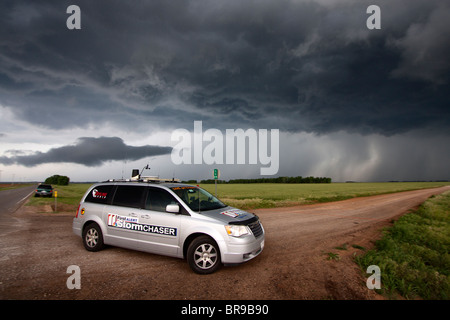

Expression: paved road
xmin=0 ymin=185 xmax=37 ymax=236
xmin=0 ymin=185 xmax=37 ymax=213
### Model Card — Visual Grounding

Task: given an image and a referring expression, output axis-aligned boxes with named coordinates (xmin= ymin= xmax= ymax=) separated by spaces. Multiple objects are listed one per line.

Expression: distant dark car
xmin=35 ymin=184 xmax=53 ymax=197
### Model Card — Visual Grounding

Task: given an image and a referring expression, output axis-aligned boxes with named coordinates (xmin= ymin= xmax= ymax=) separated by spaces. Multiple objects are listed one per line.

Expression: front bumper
xmin=220 ymin=234 xmax=265 ymax=265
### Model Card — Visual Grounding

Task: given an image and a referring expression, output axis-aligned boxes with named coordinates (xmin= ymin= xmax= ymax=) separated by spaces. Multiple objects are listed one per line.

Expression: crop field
xmin=202 ymin=181 xmax=450 ymax=209
xmin=25 ymin=181 xmax=450 ymax=211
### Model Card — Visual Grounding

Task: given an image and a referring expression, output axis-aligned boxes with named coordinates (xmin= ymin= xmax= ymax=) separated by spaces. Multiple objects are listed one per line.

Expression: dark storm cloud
xmin=0 ymin=137 xmax=172 ymax=167
xmin=0 ymin=0 xmax=449 ymax=135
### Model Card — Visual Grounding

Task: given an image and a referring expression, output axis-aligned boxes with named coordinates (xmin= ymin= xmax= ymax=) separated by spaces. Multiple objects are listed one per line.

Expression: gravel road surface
xmin=1 ymin=185 xmax=449 ymax=300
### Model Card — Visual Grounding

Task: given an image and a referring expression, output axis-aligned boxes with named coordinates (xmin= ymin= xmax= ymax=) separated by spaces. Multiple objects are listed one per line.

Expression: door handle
xmin=130 ymin=213 xmax=138 ymax=217
xmin=141 ymin=214 xmax=150 ymax=219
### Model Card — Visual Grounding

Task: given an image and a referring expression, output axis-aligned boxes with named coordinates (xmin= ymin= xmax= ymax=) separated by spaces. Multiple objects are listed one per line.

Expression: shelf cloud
xmin=0 ymin=137 xmax=172 ymax=167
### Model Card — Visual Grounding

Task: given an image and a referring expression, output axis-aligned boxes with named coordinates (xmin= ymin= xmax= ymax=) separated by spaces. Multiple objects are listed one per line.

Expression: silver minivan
xmin=72 ymin=181 xmax=265 ymax=274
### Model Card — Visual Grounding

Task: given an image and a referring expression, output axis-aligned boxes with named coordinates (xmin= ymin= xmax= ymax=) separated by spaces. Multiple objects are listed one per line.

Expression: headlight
xmin=225 ymin=225 xmax=250 ymax=237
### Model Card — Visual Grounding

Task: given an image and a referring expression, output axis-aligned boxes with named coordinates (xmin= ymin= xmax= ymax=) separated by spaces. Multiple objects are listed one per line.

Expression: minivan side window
xmin=145 ymin=187 xmax=179 ymax=213
xmin=85 ymin=185 xmax=114 ymax=204
xmin=112 ymin=185 xmax=146 ymax=208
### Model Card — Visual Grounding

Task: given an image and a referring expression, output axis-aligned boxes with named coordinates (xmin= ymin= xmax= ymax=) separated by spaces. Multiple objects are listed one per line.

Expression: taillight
xmin=75 ymin=204 xmax=80 ymax=218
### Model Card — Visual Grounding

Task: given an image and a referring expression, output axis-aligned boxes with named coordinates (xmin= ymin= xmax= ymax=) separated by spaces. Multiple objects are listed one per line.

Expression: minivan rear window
xmin=112 ymin=185 xmax=146 ymax=208
xmin=85 ymin=184 xmax=114 ymax=204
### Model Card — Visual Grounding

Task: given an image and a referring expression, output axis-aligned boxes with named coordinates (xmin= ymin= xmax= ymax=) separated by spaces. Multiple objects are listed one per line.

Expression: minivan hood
xmin=199 ymin=206 xmax=256 ymax=224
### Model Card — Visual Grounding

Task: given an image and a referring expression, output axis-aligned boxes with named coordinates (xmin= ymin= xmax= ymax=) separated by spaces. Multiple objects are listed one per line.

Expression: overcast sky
xmin=0 ymin=0 xmax=449 ymax=182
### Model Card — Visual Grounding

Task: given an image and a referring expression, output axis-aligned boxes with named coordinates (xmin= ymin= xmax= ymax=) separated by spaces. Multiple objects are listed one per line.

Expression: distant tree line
xmin=44 ymin=175 xmax=70 ymax=185
xmin=190 ymin=176 xmax=332 ymax=184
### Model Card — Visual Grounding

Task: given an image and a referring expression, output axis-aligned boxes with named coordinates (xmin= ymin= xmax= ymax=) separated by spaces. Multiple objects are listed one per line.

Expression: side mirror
xmin=166 ymin=204 xmax=180 ymax=213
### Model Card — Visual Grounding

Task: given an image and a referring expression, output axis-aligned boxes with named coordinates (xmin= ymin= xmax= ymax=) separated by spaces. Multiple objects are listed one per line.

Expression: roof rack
xmin=104 ymin=168 xmax=181 ymax=184
xmin=104 ymin=177 xmax=180 ymax=183
xmin=136 ymin=176 xmax=180 ymax=183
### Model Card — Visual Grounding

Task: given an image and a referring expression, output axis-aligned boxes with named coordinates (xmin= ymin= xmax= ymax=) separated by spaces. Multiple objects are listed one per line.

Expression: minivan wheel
xmin=82 ymin=223 xmax=105 ymax=252
xmin=187 ymin=236 xmax=221 ymax=274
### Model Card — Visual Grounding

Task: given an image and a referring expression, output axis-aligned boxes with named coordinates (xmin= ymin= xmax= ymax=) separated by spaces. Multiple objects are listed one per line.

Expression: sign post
xmin=54 ymin=190 xmax=58 ymax=212
xmin=213 ymin=169 xmax=220 ymax=197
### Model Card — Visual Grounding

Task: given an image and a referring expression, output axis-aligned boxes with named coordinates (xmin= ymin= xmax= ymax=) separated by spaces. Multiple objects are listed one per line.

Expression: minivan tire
xmin=82 ymin=223 xmax=105 ymax=252
xmin=187 ymin=235 xmax=221 ymax=274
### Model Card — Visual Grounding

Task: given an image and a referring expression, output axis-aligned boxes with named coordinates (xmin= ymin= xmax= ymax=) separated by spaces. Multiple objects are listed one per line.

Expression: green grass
xmin=26 ymin=183 xmax=91 ymax=209
xmin=355 ymin=191 xmax=450 ymax=299
xmin=200 ymin=182 xmax=450 ymax=210
xmin=326 ymin=252 xmax=341 ymax=261
xmin=23 ymin=182 xmax=450 ymax=213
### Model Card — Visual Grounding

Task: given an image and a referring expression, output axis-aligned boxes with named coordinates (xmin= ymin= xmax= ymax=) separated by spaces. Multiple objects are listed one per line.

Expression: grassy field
xmin=26 ymin=183 xmax=91 ymax=211
xmin=201 ymin=182 xmax=450 ymax=210
xmin=355 ymin=190 xmax=450 ymax=299
xmin=24 ymin=181 xmax=450 ymax=212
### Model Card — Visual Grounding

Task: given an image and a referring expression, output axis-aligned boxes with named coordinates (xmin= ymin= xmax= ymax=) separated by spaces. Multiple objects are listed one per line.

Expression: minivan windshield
xmin=171 ymin=186 xmax=227 ymax=212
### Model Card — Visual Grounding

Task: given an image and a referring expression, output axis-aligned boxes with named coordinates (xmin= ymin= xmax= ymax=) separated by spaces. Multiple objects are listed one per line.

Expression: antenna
xmin=122 ymin=149 xmax=128 ymax=179
xmin=195 ymin=185 xmax=201 ymax=213
xmin=128 ymin=162 xmax=180 ymax=183
xmin=140 ymin=164 xmax=151 ymax=176
xmin=131 ymin=164 xmax=150 ymax=181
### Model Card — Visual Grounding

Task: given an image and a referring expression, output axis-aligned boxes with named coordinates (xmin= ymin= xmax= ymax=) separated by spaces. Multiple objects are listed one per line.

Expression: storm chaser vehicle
xmin=72 ymin=179 xmax=265 ymax=274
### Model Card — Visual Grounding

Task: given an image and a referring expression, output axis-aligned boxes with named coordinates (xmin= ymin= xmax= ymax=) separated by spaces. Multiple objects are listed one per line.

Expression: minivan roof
xmin=98 ymin=181 xmax=193 ymax=189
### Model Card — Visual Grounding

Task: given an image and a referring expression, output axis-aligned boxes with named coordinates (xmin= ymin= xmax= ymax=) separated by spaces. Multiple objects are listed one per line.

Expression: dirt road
xmin=1 ymin=186 xmax=449 ymax=300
